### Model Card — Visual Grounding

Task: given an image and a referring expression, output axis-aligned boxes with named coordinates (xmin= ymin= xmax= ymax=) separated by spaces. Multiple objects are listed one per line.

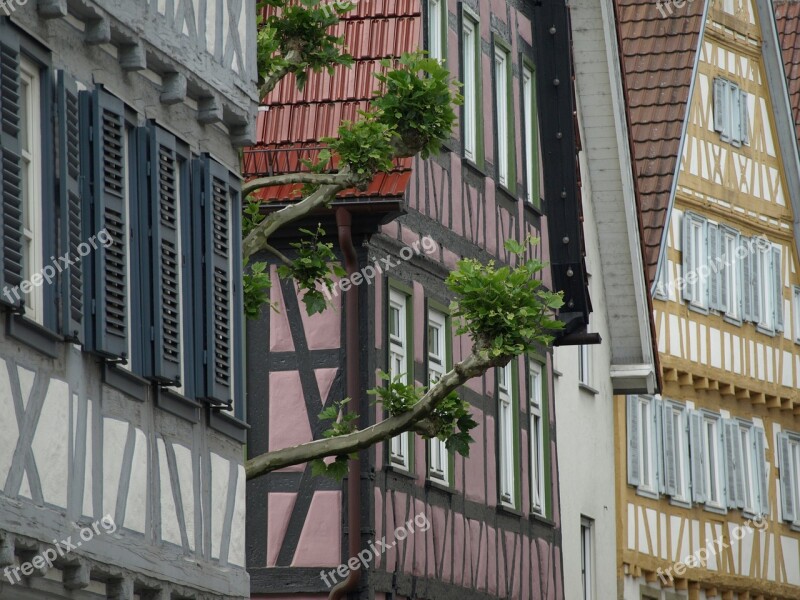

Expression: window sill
xmin=207 ymin=407 xmax=249 ymax=444
xmin=103 ymin=364 xmax=149 ymax=401
xmin=496 ymin=184 xmax=518 ymax=205
xmin=155 ymin=387 xmax=201 ymax=423
xmin=425 ymin=478 xmax=454 ymax=495
xmin=523 ymin=198 xmax=543 ymax=217
xmin=530 ymin=512 xmax=555 ymax=527
xmin=634 ymin=487 xmax=660 ymax=501
xmin=756 ymin=325 xmax=777 ymax=337
xmin=496 ymin=503 xmax=523 ymax=518
xmin=461 ymin=156 xmax=487 ymax=178
xmin=6 ymin=313 xmax=61 ymax=358
xmin=668 ymin=496 xmax=692 ymax=510
xmin=384 ymin=464 xmax=416 ymax=481
xmin=578 ymin=383 xmax=599 ymax=396
xmin=702 ymin=502 xmax=728 ymax=516
xmin=687 ymin=302 xmax=710 ymax=316
xmin=723 ymin=315 xmax=743 ymax=328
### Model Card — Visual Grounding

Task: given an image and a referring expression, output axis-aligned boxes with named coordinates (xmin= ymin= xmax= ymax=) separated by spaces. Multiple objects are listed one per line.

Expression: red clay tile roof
xmin=613 ymin=0 xmax=705 ymax=287
xmin=242 ymin=2 xmax=421 ymax=201
xmin=775 ymin=0 xmax=800 ymax=151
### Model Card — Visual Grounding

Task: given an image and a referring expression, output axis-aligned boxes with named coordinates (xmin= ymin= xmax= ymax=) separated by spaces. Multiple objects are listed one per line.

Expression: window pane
xmin=463 ymin=19 xmax=477 ymax=160
xmin=523 ymin=66 xmax=536 ymax=204
xmin=494 ymin=49 xmax=509 ymax=186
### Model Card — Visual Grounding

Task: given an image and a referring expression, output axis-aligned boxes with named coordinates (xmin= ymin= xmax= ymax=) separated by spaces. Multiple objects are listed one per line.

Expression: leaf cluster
xmin=446 ymin=237 xmax=565 ymax=359
xmin=310 ymin=398 xmax=358 ymax=480
xmin=242 ymin=201 xmax=274 ymax=319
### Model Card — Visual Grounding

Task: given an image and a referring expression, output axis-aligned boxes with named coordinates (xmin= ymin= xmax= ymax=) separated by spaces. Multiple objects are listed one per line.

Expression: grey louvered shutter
xmin=713 ymin=78 xmax=726 ymax=134
xmin=773 ymin=246 xmax=784 ymax=332
xmin=0 ymin=29 xmax=23 ymax=310
xmin=627 ymin=396 xmax=641 ymax=487
xmin=708 ymin=224 xmax=721 ymax=310
xmin=754 ymin=427 xmax=769 ymax=515
xmin=201 ymin=157 xmax=234 ymax=406
xmin=723 ymin=420 xmax=742 ymax=509
xmin=662 ymin=403 xmax=677 ymax=497
xmin=56 ymin=71 xmax=84 ymax=343
xmin=91 ymin=89 xmax=128 ymax=360
xmin=682 ymin=214 xmax=695 ymax=303
xmin=150 ymin=125 xmax=182 ymax=384
xmin=730 ymin=82 xmax=742 ymax=146
xmin=741 ymin=89 xmax=750 ymax=145
xmin=690 ymin=411 xmax=707 ymax=503
xmin=779 ymin=433 xmax=796 ymax=523
xmin=741 ymin=238 xmax=753 ymax=321
xmin=752 ymin=245 xmax=763 ymax=324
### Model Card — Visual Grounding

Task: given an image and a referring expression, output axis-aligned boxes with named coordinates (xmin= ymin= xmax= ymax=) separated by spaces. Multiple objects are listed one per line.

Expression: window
xmin=462 ymin=13 xmax=480 ymax=163
xmin=703 ymin=416 xmax=722 ymax=506
xmin=494 ymin=45 xmax=514 ymax=190
xmin=427 ymin=0 xmax=446 ymax=63
xmin=522 ymin=64 xmax=539 ymax=208
xmin=713 ymin=77 xmax=749 ymax=146
xmin=721 ymin=226 xmax=740 ymax=320
xmin=530 ymin=360 xmax=545 ymax=514
xmin=778 ymin=432 xmax=800 ymax=526
xmin=662 ymin=402 xmax=689 ymax=503
xmin=19 ymin=56 xmax=43 ymax=324
xmin=580 ymin=518 xmax=594 ymax=600
xmin=682 ymin=212 xmax=707 ymax=310
xmin=689 ymin=411 xmax=724 ymax=508
xmin=389 ymin=289 xmax=411 ymax=469
xmin=627 ymin=396 xmax=659 ymax=495
xmin=755 ymin=242 xmax=782 ymax=333
xmin=498 ymin=362 xmax=516 ymax=507
xmin=578 ymin=343 xmax=590 ymax=386
xmin=427 ymin=309 xmax=449 ymax=483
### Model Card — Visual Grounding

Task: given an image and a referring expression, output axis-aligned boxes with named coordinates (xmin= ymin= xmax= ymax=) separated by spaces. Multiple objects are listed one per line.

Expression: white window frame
xmin=580 ymin=517 xmax=594 ymax=600
xmin=494 ymin=46 xmax=510 ymax=188
xmin=736 ymin=422 xmax=758 ymax=515
xmin=428 ymin=0 xmax=445 ymax=63
xmin=462 ymin=14 xmax=478 ymax=162
xmin=427 ymin=309 xmax=449 ymax=484
xmin=498 ymin=363 xmax=515 ymax=508
xmin=780 ymin=433 xmax=800 ymax=527
xmin=578 ymin=343 xmax=590 ymax=387
xmin=529 ymin=360 xmax=545 ymax=515
xmin=522 ymin=64 xmax=537 ymax=206
xmin=702 ymin=414 xmax=724 ymax=509
xmin=629 ymin=396 xmax=659 ymax=496
xmin=663 ymin=401 xmax=690 ymax=504
xmin=19 ymin=56 xmax=44 ymax=325
xmin=389 ymin=289 xmax=410 ymax=470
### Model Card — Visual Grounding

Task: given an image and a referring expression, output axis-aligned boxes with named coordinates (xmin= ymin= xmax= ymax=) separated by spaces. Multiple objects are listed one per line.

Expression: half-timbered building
xmin=244 ymin=0 xmax=590 ymax=599
xmin=614 ymin=0 xmax=800 ymax=597
xmin=0 ymin=1 xmax=255 ymax=599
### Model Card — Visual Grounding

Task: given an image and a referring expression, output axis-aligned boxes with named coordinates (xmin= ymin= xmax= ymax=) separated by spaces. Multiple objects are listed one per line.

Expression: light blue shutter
xmin=56 ymin=70 xmax=84 ymax=344
xmin=752 ymin=246 xmax=763 ymax=325
xmin=741 ymin=238 xmax=753 ymax=322
xmin=779 ymin=434 xmax=795 ymax=523
xmin=654 ymin=398 xmax=664 ymax=494
xmin=773 ymin=246 xmax=784 ymax=332
xmin=0 ymin=27 xmax=23 ymax=311
xmin=690 ymin=411 xmax=707 ymax=503
xmin=730 ymin=82 xmax=742 ymax=145
xmin=740 ymin=89 xmax=750 ymax=145
xmin=91 ymin=88 xmax=128 ymax=360
xmin=754 ymin=427 xmax=769 ymax=515
xmin=627 ymin=396 xmax=641 ymax=487
xmin=708 ymin=224 xmax=721 ymax=310
xmin=662 ymin=403 xmax=678 ymax=497
xmin=723 ymin=420 xmax=743 ymax=509
xmin=713 ymin=78 xmax=727 ymax=137
xmin=682 ymin=214 xmax=695 ymax=303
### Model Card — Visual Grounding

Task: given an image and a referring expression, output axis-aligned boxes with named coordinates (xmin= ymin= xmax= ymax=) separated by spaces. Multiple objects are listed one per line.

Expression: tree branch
xmin=260 ymin=49 xmax=301 ymax=98
xmin=242 ymin=172 xmax=356 ymax=198
xmin=245 ymin=350 xmax=508 ymax=480
xmin=262 ymin=243 xmax=292 ymax=267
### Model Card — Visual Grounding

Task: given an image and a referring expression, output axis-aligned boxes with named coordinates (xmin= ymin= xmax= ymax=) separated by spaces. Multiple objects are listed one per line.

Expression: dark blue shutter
xmin=0 ymin=27 xmax=23 ymax=310
xmin=230 ymin=177 xmax=244 ymax=419
xmin=56 ymin=70 xmax=84 ymax=343
xmin=91 ymin=88 xmax=128 ymax=360
xmin=149 ymin=125 xmax=182 ymax=384
xmin=201 ymin=157 xmax=234 ymax=406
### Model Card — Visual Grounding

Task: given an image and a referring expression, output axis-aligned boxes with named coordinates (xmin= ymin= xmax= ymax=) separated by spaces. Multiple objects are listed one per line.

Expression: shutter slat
xmin=779 ymin=433 xmax=796 ymax=523
xmin=57 ymin=71 xmax=84 ymax=343
xmin=0 ymin=28 xmax=23 ymax=309
xmin=91 ymin=89 xmax=128 ymax=360
xmin=149 ymin=125 xmax=182 ymax=384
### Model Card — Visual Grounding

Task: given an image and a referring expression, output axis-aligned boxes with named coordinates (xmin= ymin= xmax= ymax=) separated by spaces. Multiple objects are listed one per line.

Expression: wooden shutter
xmin=741 ymin=238 xmax=753 ymax=322
xmin=662 ymin=403 xmax=678 ymax=497
xmin=754 ymin=427 xmax=769 ymax=515
xmin=0 ymin=28 xmax=23 ymax=310
xmin=740 ymin=88 xmax=750 ymax=145
xmin=708 ymin=223 xmax=721 ymax=310
xmin=200 ymin=156 xmax=234 ymax=406
xmin=149 ymin=125 xmax=182 ymax=384
xmin=779 ymin=433 xmax=795 ymax=523
xmin=627 ymin=396 xmax=641 ymax=487
xmin=91 ymin=88 xmax=128 ymax=360
xmin=682 ymin=214 xmax=695 ymax=303
xmin=723 ymin=420 xmax=742 ymax=509
xmin=730 ymin=82 xmax=742 ymax=145
xmin=773 ymin=246 xmax=783 ymax=332
xmin=56 ymin=70 xmax=84 ymax=343
xmin=689 ymin=411 xmax=707 ymax=503
xmin=752 ymin=245 xmax=763 ymax=325
xmin=713 ymin=78 xmax=729 ymax=140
